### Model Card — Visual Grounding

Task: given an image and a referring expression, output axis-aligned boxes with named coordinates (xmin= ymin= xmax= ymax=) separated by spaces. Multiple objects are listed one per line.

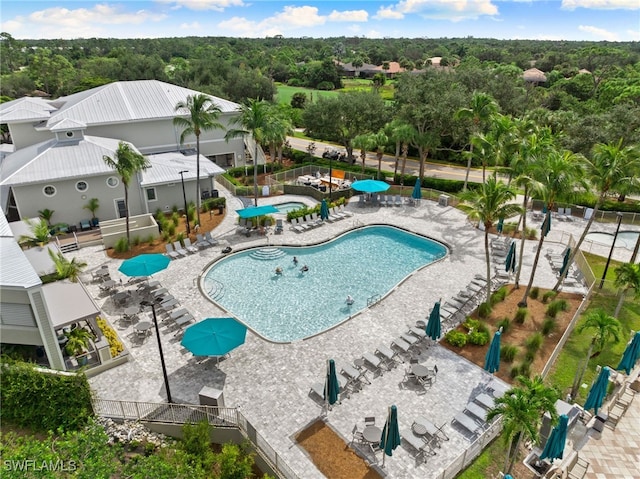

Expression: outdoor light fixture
xmin=140 ymin=301 xmax=173 ymax=403
xmin=178 ymin=170 xmax=190 ymax=235
xmin=599 ymin=212 xmax=624 ymax=289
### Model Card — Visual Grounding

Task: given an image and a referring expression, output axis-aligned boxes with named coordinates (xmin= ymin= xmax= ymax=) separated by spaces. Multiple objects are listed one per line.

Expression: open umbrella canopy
xmin=541 ymin=212 xmax=552 ymax=237
xmin=320 ymin=199 xmax=330 ymax=221
xmin=324 ymin=359 xmax=340 ymax=406
xmin=118 ymin=254 xmax=170 ymax=277
xmin=411 ymin=178 xmax=422 ymax=200
xmin=426 ymin=301 xmax=441 ymax=340
xmin=540 ymin=414 xmax=569 ymax=461
xmin=617 ymin=331 xmax=640 ymax=375
xmin=484 ymin=330 xmax=501 ymax=373
xmin=584 ymin=366 xmax=610 ymax=414
xmin=380 ymin=405 xmax=401 ymax=463
xmin=181 ymin=317 xmax=247 ymax=357
xmin=236 ymin=205 xmax=279 ymax=219
xmin=505 ymin=242 xmax=516 ymax=273
xmin=559 ymin=247 xmax=572 ymax=276
xmin=351 ymin=179 xmax=390 ymax=193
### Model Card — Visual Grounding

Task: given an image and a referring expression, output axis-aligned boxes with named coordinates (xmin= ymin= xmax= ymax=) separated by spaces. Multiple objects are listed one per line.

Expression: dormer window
xmin=66 ymin=131 xmax=74 ymax=138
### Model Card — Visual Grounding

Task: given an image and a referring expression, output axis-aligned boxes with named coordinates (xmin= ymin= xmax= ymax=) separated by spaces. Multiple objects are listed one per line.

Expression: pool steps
xmin=249 ymin=248 xmax=288 ymax=261
xmin=203 ymin=277 xmax=225 ymax=301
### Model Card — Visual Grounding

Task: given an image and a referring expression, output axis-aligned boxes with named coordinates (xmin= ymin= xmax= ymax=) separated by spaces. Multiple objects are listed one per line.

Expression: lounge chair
xmin=195 ymin=234 xmax=210 ymax=249
xmin=339 ymin=204 xmax=354 ymax=217
xmin=361 ymin=352 xmax=384 ymax=376
xmin=394 ymin=194 xmax=403 ymax=207
xmin=290 ymin=218 xmax=306 ymax=233
xmin=183 ymin=238 xmax=198 ymax=254
xmin=274 ymin=219 xmax=284 ymax=234
xmin=204 ymin=231 xmax=218 ymax=246
xmin=564 ymin=207 xmax=574 ymax=221
xmin=375 ymin=344 xmax=401 ymax=369
xmin=165 ymin=243 xmax=180 ymax=259
xmin=452 ymin=412 xmax=482 ymax=436
xmin=392 ymin=337 xmax=412 ymax=356
xmin=341 ymin=363 xmax=370 ymax=387
xmin=402 ymin=429 xmax=432 ymax=463
xmin=464 ymin=402 xmax=488 ymax=422
xmin=172 ymin=241 xmax=188 ymax=257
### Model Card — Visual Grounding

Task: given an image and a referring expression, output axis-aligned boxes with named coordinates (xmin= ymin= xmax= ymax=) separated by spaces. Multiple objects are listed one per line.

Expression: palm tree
xmin=225 ymin=99 xmax=269 ymax=207
xmin=571 ymin=309 xmax=622 ymax=398
xmin=263 ymin=106 xmax=293 ymax=166
xmin=386 ymin=120 xmax=415 ymax=181
xmin=102 ymin=142 xmax=150 ymax=247
xmin=519 ymin=149 xmax=585 ymax=307
xmin=83 ymin=198 xmax=100 ymax=224
xmin=48 ymin=249 xmax=87 ymax=282
xmin=613 ymin=263 xmax=640 ymax=318
xmin=369 ymin=130 xmax=389 ymax=180
xmin=552 ymin=139 xmax=640 ymax=291
xmin=352 ymin=133 xmax=373 ymax=174
xmin=460 ymin=176 xmax=522 ymax=301
xmin=18 ymin=218 xmax=51 ymax=247
xmin=455 ymin=92 xmax=499 ymax=190
xmin=38 ymin=208 xmax=55 ymax=227
xmin=174 ymin=94 xmax=224 ymax=227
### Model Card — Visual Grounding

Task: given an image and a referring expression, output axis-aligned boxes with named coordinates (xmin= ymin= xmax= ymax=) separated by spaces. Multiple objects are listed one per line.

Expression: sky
xmin=1 ymin=1 xmax=639 ymax=42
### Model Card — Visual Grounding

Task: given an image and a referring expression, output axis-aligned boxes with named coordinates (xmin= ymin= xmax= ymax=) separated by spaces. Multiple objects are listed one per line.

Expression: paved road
xmin=287 ymin=136 xmax=485 ymax=184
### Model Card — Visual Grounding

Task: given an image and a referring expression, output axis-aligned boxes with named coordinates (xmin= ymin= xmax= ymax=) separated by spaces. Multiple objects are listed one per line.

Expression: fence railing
xmin=92 ymin=398 xmax=300 ymax=479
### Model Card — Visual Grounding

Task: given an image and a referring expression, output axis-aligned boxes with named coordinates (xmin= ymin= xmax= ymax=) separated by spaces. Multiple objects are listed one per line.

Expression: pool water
xmin=274 ymin=201 xmax=306 ymax=213
xmin=585 ymin=231 xmax=639 ymax=249
xmin=202 ymin=225 xmax=447 ymax=342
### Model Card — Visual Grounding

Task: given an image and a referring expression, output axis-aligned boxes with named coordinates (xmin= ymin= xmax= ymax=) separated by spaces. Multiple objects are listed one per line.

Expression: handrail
xmin=367 ymin=293 xmax=381 ymax=307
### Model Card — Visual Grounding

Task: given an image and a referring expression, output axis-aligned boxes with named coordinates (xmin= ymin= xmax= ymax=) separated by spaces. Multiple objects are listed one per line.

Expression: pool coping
xmin=198 ymin=223 xmax=451 ymax=345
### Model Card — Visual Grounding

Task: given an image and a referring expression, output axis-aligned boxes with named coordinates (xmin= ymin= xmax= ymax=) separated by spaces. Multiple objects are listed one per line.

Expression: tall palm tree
xmin=460 ymin=176 xmax=522 ymax=301
xmin=102 ymin=142 xmax=150 ymax=246
xmin=263 ymin=106 xmax=293 ymax=166
xmin=552 ymin=139 xmax=640 ymax=291
xmin=369 ymin=130 xmax=389 ymax=180
xmin=613 ymin=263 xmax=640 ymax=318
xmin=455 ymin=92 xmax=499 ymax=190
xmin=571 ymin=309 xmax=622 ymax=398
xmin=174 ymin=94 xmax=224 ymax=227
xmin=352 ymin=133 xmax=373 ymax=174
xmin=519 ymin=149 xmax=585 ymax=307
xmin=386 ymin=120 xmax=415 ymax=181
xmin=225 ymin=99 xmax=269 ymax=206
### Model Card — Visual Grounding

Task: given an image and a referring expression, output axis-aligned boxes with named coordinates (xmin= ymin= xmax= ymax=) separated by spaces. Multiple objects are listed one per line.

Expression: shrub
xmin=490 ymin=287 xmax=507 ymax=305
xmin=542 ymin=291 xmax=558 ymax=303
xmin=525 ymin=350 xmax=536 ymax=362
xmin=317 ymin=81 xmax=335 ymax=91
xmin=530 ymin=287 xmax=540 ymax=299
xmin=463 ymin=318 xmax=489 ymax=334
xmin=525 ymin=332 xmax=544 ymax=353
xmin=445 ymin=330 xmax=467 ymax=347
xmin=162 ymin=231 xmax=171 ymax=242
xmin=167 ymin=223 xmax=176 ymax=236
xmin=114 ymin=237 xmax=129 ymax=253
xmin=171 ymin=211 xmax=180 ymax=226
xmin=502 ymin=222 xmax=517 ymax=235
xmin=468 ymin=331 xmax=490 ymax=346
xmin=542 ymin=317 xmax=557 ymax=336
xmin=514 ymin=307 xmax=528 ymax=324
xmin=519 ymin=360 xmax=532 ymax=377
xmin=525 ymin=227 xmax=538 ymax=239
xmin=175 ymin=232 xmax=185 ymax=244
xmin=510 ymin=365 xmax=520 ymax=378
xmin=546 ymin=299 xmax=569 ymax=318
xmin=477 ymin=302 xmax=492 ymax=319
xmin=131 ymin=236 xmax=141 ymax=247
xmin=496 ymin=317 xmax=511 ymax=334
xmin=145 ymin=234 xmax=155 ymax=244
xmin=501 ymin=344 xmax=518 ymax=362
xmin=96 ymin=316 xmax=124 ymax=358
xmin=172 ymin=205 xmax=179 ymax=213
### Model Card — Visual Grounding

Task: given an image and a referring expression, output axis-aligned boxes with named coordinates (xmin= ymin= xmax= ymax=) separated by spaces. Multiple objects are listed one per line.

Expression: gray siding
xmin=0 ymin=302 xmax=36 ymax=327
xmin=30 ymin=289 xmax=65 ymax=370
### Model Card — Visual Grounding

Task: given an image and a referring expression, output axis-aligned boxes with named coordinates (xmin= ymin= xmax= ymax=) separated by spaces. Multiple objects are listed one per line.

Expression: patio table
xmin=411 ymin=364 xmax=430 ymax=378
xmin=100 ymin=280 xmax=117 ymax=291
xmin=134 ymin=321 xmax=152 ymax=335
xmin=362 ymin=426 xmax=382 ymax=444
xmin=412 ymin=421 xmax=428 ymax=436
xmin=124 ymin=306 xmax=139 ymax=317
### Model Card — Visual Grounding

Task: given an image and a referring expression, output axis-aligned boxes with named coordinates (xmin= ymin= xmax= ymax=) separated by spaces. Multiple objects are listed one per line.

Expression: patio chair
xmin=79 ymin=219 xmax=92 ymax=231
xmin=274 ymin=219 xmax=284 ymax=234
xmin=375 ymin=344 xmax=401 ymax=369
xmin=361 ymin=352 xmax=384 ymax=377
xmin=195 ymin=234 xmax=210 ymax=249
xmin=329 ymin=207 xmax=344 ymax=221
xmin=564 ymin=207 xmax=574 ymax=221
xmin=357 ymin=195 xmax=365 ymax=208
xmin=204 ymin=231 xmax=219 ymax=246
xmin=351 ymin=425 xmax=365 ymax=445
xmin=402 ymin=429 xmax=433 ymax=463
xmin=452 ymin=412 xmax=482 ymax=436
xmin=290 ymin=218 xmax=306 ymax=233
xmin=394 ymin=195 xmax=403 ymax=207
xmin=165 ymin=243 xmax=180 ymax=259
xmin=183 ymin=238 xmax=199 ymax=254
xmin=172 ymin=241 xmax=188 ymax=257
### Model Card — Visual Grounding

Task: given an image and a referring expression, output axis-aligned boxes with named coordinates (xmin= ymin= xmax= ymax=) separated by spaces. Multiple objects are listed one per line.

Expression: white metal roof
xmin=0 ymin=97 xmax=55 ymax=123
xmin=49 ymin=118 xmax=87 ymax=131
xmin=0 ymin=237 xmax=41 ymax=288
xmin=142 ymin=152 xmax=225 ymax=187
xmin=0 ymin=207 xmax=13 ymax=237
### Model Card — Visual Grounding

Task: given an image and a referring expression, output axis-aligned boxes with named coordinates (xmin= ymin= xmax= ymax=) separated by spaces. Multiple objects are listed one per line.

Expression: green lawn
xmin=275 ymin=85 xmax=340 ymax=105
xmin=582 ymin=251 xmax=624 ymax=294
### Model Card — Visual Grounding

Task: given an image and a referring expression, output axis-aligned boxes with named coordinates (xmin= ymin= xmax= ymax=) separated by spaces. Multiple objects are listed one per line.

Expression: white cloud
xmin=374 ymin=6 xmax=405 ymax=20
xmin=179 ymin=22 xmax=202 ymax=30
xmin=578 ymin=24 xmax=620 ymax=41
xmin=378 ymin=0 xmax=499 ymax=22
xmin=155 ymin=0 xmax=245 ymax=12
xmin=562 ymin=0 xmax=639 ymax=10
xmin=270 ymin=6 xmax=326 ymax=28
xmin=627 ymin=29 xmax=640 ymax=40
xmin=365 ymin=29 xmax=384 ymax=39
xmin=327 ymin=10 xmax=369 ymax=22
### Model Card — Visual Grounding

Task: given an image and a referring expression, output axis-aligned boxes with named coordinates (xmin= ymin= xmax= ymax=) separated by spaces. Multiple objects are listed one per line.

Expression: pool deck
xmin=79 ymin=189 xmax=637 ymax=479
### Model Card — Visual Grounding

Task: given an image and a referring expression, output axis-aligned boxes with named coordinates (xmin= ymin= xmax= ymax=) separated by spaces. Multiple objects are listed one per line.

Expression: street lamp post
xmin=328 ymin=154 xmax=333 ymax=200
xmin=140 ymin=301 xmax=173 ymax=403
xmin=178 ymin=170 xmax=190 ymax=235
xmin=599 ymin=212 xmax=624 ymax=289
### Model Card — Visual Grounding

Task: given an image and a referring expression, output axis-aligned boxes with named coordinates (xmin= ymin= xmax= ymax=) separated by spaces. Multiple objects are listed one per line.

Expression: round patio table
xmin=124 ymin=306 xmax=139 ymax=319
xmin=412 ymin=421 xmax=427 ymax=436
xmin=134 ymin=321 xmax=152 ymax=333
xmin=362 ymin=426 xmax=382 ymax=444
xmin=411 ymin=364 xmax=430 ymax=378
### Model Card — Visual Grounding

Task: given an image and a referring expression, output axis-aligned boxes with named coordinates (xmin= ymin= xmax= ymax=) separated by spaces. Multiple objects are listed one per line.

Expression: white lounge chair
xmin=195 ymin=234 xmax=210 ymax=249
xmin=394 ymin=194 xmax=403 ymax=207
xmin=291 ymin=218 xmax=306 ymax=233
xmin=274 ymin=219 xmax=284 ymax=234
xmin=204 ymin=231 xmax=219 ymax=246
xmin=452 ymin=412 xmax=482 ymax=436
xmin=172 ymin=241 xmax=188 ymax=257
xmin=339 ymin=204 xmax=354 ymax=217
xmin=183 ymin=238 xmax=198 ymax=254
xmin=165 ymin=243 xmax=179 ymax=259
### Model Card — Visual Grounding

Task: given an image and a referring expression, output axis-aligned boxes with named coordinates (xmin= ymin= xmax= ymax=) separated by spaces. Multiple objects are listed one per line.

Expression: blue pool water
xmin=274 ymin=201 xmax=306 ymax=213
xmin=585 ymin=231 xmax=639 ymax=250
xmin=202 ymin=225 xmax=447 ymax=342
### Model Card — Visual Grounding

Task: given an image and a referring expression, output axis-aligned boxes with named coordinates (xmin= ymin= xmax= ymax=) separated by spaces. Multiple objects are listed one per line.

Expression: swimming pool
xmin=201 ymin=225 xmax=448 ymax=342
xmin=274 ymin=201 xmax=306 ymax=213
xmin=585 ymin=231 xmax=639 ymax=250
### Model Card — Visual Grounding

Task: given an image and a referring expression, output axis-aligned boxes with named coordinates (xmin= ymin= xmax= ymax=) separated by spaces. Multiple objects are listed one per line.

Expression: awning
xmin=41 ymin=281 xmax=100 ymax=329
xmin=236 ymin=205 xmax=279 ymax=219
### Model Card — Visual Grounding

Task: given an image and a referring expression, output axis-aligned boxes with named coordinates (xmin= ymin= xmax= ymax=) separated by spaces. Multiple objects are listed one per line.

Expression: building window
xmin=75 ymin=180 xmax=88 ymax=192
xmin=66 ymin=131 xmax=74 ymax=138
xmin=43 ymin=185 xmax=56 ymax=197
xmin=146 ymin=188 xmax=157 ymax=201
xmin=106 ymin=176 xmax=119 ymax=188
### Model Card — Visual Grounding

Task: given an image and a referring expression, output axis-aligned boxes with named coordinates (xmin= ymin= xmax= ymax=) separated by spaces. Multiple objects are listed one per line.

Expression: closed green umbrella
xmin=559 ymin=247 xmax=572 ymax=277
xmin=617 ymin=331 xmax=640 ymax=375
xmin=411 ymin=178 xmax=422 ymax=200
xmin=425 ymin=301 xmax=441 ymax=340
xmin=379 ymin=405 xmax=401 ymax=467
xmin=584 ymin=366 xmax=610 ymax=414
xmin=320 ymin=199 xmax=330 ymax=221
xmin=541 ymin=211 xmax=551 ymax=237
xmin=484 ymin=330 xmax=501 ymax=373
xmin=505 ymin=242 xmax=516 ymax=273
xmin=496 ymin=218 xmax=504 ymax=234
xmin=324 ymin=359 xmax=340 ymax=407
xmin=540 ymin=414 xmax=569 ymax=461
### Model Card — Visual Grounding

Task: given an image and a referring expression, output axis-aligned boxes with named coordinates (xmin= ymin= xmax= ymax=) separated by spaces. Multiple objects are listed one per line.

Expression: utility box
xmin=95 ymin=338 xmax=111 ymax=364
xmin=593 ymin=411 xmax=608 ymax=432
xmin=438 ymin=194 xmax=450 ymax=207
xmin=199 ymin=386 xmax=225 ymax=408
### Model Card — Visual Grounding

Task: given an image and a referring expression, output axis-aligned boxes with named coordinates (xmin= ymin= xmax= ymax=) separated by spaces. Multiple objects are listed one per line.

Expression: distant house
xmin=0 ymin=80 xmax=263 ymax=225
xmin=523 ymin=68 xmax=548 ymax=84
xmin=337 ymin=61 xmax=406 ymax=79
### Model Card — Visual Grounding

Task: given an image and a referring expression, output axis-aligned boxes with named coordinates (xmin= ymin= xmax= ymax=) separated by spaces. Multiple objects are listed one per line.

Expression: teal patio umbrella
xmin=540 ymin=414 xmax=569 ymax=461
xmin=484 ymin=330 xmax=501 ymax=373
xmin=425 ymin=301 xmax=442 ymax=340
xmin=379 ymin=405 xmax=401 ymax=467
xmin=559 ymin=247 xmax=572 ymax=277
xmin=411 ymin=178 xmax=422 ymax=200
xmin=584 ymin=366 xmax=610 ymax=414
xmin=118 ymin=253 xmax=170 ymax=277
xmin=541 ymin=211 xmax=551 ymax=237
xmin=324 ymin=359 xmax=340 ymax=407
xmin=181 ymin=318 xmax=247 ymax=357
xmin=236 ymin=205 xmax=279 ymax=219
xmin=617 ymin=331 xmax=640 ymax=375
xmin=351 ymin=179 xmax=390 ymax=193
xmin=505 ymin=242 xmax=516 ymax=273
xmin=496 ymin=218 xmax=504 ymax=234
xmin=320 ymin=199 xmax=330 ymax=221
